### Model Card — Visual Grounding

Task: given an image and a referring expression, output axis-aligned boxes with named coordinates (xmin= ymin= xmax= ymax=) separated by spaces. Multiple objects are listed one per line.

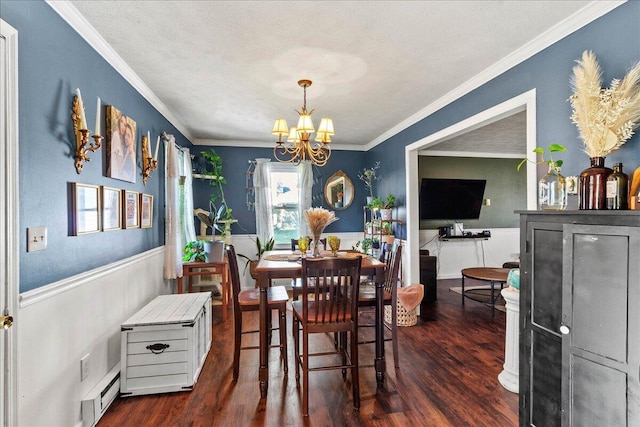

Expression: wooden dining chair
xmin=226 ymin=244 xmax=289 ymax=381
xmin=358 ymin=243 xmax=402 ymax=369
xmin=290 ymin=238 xmax=326 ymax=300
xmin=292 ymin=256 xmax=362 ymax=416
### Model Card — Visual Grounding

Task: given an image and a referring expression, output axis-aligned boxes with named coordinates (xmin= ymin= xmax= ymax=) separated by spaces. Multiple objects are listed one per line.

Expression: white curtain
xmin=254 ymin=158 xmax=273 ymax=242
xmin=163 ymin=135 xmax=195 ymax=279
xmin=180 ymin=149 xmax=196 ymax=245
xmin=298 ymin=160 xmax=313 ymax=235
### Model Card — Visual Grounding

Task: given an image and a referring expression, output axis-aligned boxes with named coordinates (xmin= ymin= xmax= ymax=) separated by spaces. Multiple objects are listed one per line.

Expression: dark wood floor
xmin=99 ymin=279 xmax=518 ymax=426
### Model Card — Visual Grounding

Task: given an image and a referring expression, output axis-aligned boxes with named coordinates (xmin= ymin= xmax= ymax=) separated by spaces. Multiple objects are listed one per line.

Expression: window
xmin=254 ymin=160 xmax=312 ymax=247
xmin=269 ymin=164 xmax=301 ymax=245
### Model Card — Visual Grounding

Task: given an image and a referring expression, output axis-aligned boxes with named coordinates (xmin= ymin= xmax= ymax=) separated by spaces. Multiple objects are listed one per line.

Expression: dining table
xmin=255 ymin=249 xmax=387 ymax=398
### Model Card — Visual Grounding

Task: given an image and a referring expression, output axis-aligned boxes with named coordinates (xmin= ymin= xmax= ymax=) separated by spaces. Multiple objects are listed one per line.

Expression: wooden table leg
xmin=221 ymin=264 xmax=229 ymax=321
xmin=258 ymin=271 xmax=269 ymax=398
xmin=374 ymin=266 xmax=386 ymax=386
xmin=177 ymin=276 xmax=183 ymax=294
xmin=461 ymin=274 xmax=466 ymax=304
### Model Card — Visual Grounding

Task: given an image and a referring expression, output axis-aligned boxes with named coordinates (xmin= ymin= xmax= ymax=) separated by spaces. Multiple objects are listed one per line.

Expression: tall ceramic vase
xmin=578 ymin=157 xmax=612 ymax=210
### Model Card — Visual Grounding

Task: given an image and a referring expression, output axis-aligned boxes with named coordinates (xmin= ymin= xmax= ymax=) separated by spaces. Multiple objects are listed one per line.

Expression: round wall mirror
xmin=324 ymin=170 xmax=354 ymax=210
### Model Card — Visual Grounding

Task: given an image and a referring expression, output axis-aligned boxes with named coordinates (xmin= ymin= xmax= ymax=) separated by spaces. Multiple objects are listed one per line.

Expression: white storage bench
xmin=120 ymin=292 xmax=212 ymax=396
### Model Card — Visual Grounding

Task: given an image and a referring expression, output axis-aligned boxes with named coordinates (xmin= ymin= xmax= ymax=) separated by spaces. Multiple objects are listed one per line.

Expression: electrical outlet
xmin=81 ymin=354 xmax=90 ymax=382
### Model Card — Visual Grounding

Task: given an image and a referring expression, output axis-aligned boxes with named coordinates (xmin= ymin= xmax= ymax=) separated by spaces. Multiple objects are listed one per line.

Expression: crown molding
xmin=46 ymin=0 xmax=195 ymax=144
xmin=366 ymin=0 xmax=626 ymax=151
xmin=47 ymin=0 xmax=624 ymax=152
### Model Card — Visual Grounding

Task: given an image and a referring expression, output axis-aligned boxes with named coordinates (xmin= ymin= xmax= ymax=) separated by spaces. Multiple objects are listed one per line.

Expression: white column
xmin=498 ymin=287 xmax=519 ymax=393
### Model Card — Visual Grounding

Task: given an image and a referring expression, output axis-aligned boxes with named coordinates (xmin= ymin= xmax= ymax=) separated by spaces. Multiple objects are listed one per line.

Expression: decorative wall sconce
xmin=72 ymin=89 xmax=103 ymax=174
xmin=142 ymin=131 xmax=159 ymax=185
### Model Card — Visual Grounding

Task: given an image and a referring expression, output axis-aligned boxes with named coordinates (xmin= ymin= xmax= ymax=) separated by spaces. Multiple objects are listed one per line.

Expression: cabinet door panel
xmin=531 ymin=227 xmax=563 ymax=333
xmin=571 ymin=233 xmax=628 ymax=362
xmin=570 ymin=354 xmax=626 ymax=426
xmin=563 ymin=224 xmax=640 ymax=426
xmin=531 ymin=330 xmax=562 ymax=427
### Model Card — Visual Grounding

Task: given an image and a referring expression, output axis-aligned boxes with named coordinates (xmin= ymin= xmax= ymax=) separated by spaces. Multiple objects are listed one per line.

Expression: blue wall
xmin=2 ymin=2 xmax=192 ymax=291
xmin=190 ymin=146 xmax=366 ymax=235
xmin=369 ymin=1 xmax=640 ymax=226
xmin=4 ymin=1 xmax=639 ymax=292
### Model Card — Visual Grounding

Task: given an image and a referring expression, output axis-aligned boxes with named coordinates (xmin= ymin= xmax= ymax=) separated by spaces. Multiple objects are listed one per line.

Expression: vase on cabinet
xmin=578 ymin=157 xmax=612 ymax=210
xmin=538 ymin=164 xmax=567 ymax=210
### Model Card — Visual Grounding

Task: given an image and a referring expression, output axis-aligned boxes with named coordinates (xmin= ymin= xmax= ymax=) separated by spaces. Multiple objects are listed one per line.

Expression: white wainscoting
xmin=13 ymin=233 xmax=384 ymax=426
xmin=17 ymin=247 xmax=168 ymax=427
xmin=419 ymin=228 xmax=520 ymax=279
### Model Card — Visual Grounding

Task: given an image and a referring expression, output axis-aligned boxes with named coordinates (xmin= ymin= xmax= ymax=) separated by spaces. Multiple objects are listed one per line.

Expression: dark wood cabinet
xmin=519 ymin=211 xmax=640 ymax=426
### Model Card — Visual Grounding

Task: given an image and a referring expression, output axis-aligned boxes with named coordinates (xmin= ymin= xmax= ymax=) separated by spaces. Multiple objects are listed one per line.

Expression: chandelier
xmin=272 ymin=79 xmax=334 ymax=167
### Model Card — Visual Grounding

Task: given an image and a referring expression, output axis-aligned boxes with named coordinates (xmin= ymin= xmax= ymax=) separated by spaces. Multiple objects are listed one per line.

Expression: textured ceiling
xmin=67 ymin=0 xmax=596 ymax=153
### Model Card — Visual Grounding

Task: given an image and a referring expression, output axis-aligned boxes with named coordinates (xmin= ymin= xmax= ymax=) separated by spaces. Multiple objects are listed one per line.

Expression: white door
xmin=1 ymin=18 xmax=19 ymax=426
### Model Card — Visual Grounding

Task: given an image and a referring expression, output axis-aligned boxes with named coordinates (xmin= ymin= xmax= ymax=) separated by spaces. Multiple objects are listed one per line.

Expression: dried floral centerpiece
xmin=569 ymin=50 xmax=640 ymax=209
xmin=570 ymin=50 xmax=640 ymax=157
xmin=304 ymin=207 xmax=338 ymax=257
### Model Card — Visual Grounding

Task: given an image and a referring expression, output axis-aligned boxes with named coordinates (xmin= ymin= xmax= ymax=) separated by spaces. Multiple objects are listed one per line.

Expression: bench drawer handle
xmin=146 ymin=343 xmax=170 ymax=354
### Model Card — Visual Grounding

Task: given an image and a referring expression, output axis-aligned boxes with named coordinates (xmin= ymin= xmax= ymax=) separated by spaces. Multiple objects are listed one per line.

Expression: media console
xmin=438 ymin=230 xmax=491 ymax=241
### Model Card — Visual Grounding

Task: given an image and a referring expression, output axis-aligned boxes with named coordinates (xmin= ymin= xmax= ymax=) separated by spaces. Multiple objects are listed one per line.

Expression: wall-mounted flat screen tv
xmin=420 ymin=178 xmax=487 ymax=220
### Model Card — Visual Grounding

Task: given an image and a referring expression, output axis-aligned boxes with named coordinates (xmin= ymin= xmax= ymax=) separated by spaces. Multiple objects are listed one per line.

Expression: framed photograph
xmin=102 ymin=186 xmax=121 ymax=231
xmin=123 ymin=190 xmax=140 ymax=229
xmin=140 ymin=193 xmax=153 ymax=228
xmin=106 ymin=105 xmax=137 ymax=183
xmin=73 ymin=183 xmax=101 ymax=235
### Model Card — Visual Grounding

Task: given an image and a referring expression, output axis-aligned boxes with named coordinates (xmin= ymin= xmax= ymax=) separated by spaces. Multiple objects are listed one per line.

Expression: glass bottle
xmin=579 ymin=157 xmax=612 ymax=210
xmin=606 ymin=163 xmax=629 ymax=210
xmin=538 ymin=163 xmax=567 ymax=210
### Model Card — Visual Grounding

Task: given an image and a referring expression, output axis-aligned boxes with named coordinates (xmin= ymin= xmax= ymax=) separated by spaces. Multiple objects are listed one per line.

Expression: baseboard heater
xmin=81 ymin=364 xmax=120 ymax=427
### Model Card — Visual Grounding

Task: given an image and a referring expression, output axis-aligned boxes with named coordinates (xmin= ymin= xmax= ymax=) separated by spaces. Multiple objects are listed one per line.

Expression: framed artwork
xmin=73 ymin=183 xmax=101 ymax=235
xmin=140 ymin=193 xmax=153 ymax=228
xmin=102 ymin=186 xmax=122 ymax=231
xmin=123 ymin=190 xmax=140 ymax=229
xmin=106 ymin=105 xmax=137 ymax=183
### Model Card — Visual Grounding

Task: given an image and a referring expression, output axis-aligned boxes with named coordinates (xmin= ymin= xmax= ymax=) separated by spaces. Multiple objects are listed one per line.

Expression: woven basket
xmin=385 ymin=300 xmax=417 ymax=327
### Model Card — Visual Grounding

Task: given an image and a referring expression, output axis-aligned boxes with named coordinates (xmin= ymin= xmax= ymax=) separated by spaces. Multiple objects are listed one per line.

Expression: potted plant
xmin=518 ymin=143 xmax=568 ymax=210
xmin=182 ymin=240 xmax=206 ymax=262
xmin=367 ymin=197 xmax=384 ymax=210
xmin=357 ymin=161 xmax=381 ymax=203
xmin=200 ymin=148 xmax=236 ymax=240
xmin=361 ymin=237 xmax=379 ymax=255
xmin=380 ymin=194 xmax=395 ymax=220
xmin=237 ymin=236 xmax=275 ymax=280
xmin=381 ymin=221 xmax=395 ymax=245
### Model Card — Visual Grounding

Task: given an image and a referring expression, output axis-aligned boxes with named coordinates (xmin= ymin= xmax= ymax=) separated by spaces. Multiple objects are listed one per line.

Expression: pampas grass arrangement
xmin=570 ymin=50 xmax=640 ymax=158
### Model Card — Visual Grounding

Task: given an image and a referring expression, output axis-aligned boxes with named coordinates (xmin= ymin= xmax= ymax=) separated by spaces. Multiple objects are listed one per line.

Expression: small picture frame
xmin=73 ymin=183 xmax=101 ymax=235
xmin=140 ymin=193 xmax=153 ymax=228
xmin=102 ymin=186 xmax=122 ymax=231
xmin=566 ymin=176 xmax=578 ymax=195
xmin=123 ymin=190 xmax=140 ymax=229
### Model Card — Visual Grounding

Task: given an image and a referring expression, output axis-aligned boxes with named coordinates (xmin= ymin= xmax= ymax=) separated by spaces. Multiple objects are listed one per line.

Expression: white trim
xmin=19 ymin=247 xmax=164 ymax=308
xmin=404 ymin=89 xmax=537 ymax=295
xmin=45 ymin=1 xmax=195 ymax=144
xmin=417 ymin=150 xmax=524 ymax=159
xmin=0 ymin=17 xmax=19 ymax=427
xmin=366 ymin=1 xmax=624 ymax=150
xmin=45 ymin=1 xmax=623 ymax=151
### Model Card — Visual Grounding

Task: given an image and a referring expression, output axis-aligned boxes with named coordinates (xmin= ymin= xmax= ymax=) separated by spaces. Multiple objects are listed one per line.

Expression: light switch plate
xmin=27 ymin=227 xmax=47 ymax=252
